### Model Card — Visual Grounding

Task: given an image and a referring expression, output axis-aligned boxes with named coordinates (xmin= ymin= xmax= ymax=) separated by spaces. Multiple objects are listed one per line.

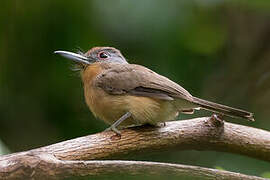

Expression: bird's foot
xmin=104 ymin=126 xmax=121 ymax=136
xmin=104 ymin=112 xmax=132 ymax=137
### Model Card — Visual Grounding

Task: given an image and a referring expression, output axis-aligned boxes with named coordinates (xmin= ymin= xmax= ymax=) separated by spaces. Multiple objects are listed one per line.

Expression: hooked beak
xmin=54 ymin=50 xmax=90 ymax=65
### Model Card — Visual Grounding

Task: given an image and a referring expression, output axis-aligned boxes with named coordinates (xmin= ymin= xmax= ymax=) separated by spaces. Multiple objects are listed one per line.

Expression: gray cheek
xmin=110 ymin=57 xmax=128 ymax=64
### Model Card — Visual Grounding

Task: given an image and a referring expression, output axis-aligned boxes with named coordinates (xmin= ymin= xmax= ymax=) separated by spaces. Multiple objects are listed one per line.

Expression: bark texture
xmin=1 ymin=117 xmax=270 ymax=179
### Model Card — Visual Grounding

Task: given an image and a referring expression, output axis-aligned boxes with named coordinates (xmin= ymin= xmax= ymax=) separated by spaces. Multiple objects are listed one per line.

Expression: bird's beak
xmin=54 ymin=50 xmax=90 ymax=65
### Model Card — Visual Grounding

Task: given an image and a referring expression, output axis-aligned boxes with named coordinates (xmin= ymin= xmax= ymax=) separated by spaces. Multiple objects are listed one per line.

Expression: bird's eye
xmin=98 ymin=52 xmax=109 ymax=59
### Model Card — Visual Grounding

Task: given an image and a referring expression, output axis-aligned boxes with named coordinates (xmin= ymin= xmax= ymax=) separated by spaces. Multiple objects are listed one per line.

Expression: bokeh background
xmin=1 ymin=0 xmax=270 ymax=178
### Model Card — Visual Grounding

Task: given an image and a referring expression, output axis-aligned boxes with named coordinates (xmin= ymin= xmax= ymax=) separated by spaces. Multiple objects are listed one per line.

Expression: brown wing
xmin=94 ymin=63 xmax=193 ymax=101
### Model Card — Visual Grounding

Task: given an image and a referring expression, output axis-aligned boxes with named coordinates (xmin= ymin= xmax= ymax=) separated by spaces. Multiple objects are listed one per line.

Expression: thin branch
xmin=1 ymin=117 xmax=270 ymax=179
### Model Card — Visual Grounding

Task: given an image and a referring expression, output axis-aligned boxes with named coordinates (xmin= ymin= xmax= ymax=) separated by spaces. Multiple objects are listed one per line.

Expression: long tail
xmin=192 ymin=97 xmax=254 ymax=121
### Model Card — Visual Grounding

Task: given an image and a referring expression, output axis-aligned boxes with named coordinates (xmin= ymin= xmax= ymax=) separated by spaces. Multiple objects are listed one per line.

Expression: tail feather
xmin=192 ymin=97 xmax=254 ymax=121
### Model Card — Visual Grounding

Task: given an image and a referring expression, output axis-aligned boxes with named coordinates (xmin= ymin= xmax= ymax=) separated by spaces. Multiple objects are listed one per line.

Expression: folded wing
xmin=94 ymin=63 xmax=193 ymax=102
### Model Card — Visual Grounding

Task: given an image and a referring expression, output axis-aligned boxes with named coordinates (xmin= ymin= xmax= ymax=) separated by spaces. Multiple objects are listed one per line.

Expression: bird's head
xmin=55 ymin=46 xmax=128 ymax=69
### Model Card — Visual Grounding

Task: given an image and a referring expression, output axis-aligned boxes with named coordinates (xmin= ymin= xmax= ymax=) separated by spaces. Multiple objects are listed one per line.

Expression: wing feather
xmin=94 ymin=63 xmax=193 ymax=101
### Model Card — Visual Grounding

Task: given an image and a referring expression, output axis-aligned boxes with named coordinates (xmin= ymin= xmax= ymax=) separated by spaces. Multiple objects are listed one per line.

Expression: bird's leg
xmin=105 ymin=112 xmax=132 ymax=135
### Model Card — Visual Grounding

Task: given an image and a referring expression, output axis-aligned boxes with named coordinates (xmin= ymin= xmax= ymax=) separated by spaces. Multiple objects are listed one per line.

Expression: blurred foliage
xmin=214 ymin=166 xmax=225 ymax=171
xmin=262 ymin=172 xmax=270 ymax=178
xmin=261 ymin=172 xmax=270 ymax=178
xmin=0 ymin=139 xmax=10 ymax=155
xmin=1 ymin=0 xmax=270 ymax=179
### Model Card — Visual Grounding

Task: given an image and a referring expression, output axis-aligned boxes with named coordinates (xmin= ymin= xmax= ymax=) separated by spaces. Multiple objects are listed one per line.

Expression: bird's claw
xmin=104 ymin=126 xmax=121 ymax=136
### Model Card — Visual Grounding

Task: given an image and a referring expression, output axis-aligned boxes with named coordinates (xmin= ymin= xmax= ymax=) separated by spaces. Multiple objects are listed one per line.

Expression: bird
xmin=55 ymin=47 xmax=254 ymax=135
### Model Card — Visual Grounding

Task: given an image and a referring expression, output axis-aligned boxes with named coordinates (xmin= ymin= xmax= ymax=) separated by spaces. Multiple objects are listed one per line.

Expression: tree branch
xmin=0 ymin=156 xmax=266 ymax=180
xmin=41 ymin=117 xmax=270 ymax=161
xmin=1 ymin=117 xmax=270 ymax=179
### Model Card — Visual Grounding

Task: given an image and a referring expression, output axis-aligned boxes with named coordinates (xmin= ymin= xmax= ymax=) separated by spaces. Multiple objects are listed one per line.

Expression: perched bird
xmin=55 ymin=47 xmax=254 ymax=135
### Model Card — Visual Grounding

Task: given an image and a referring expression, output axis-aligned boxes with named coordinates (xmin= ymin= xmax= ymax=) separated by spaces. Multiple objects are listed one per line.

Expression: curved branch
xmin=45 ymin=117 xmax=270 ymax=161
xmin=0 ymin=154 xmax=266 ymax=180
xmin=0 ymin=117 xmax=270 ymax=179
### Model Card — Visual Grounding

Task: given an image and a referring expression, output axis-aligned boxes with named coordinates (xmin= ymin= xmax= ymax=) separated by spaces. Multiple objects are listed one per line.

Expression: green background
xmin=1 ymin=0 xmax=270 ymax=178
